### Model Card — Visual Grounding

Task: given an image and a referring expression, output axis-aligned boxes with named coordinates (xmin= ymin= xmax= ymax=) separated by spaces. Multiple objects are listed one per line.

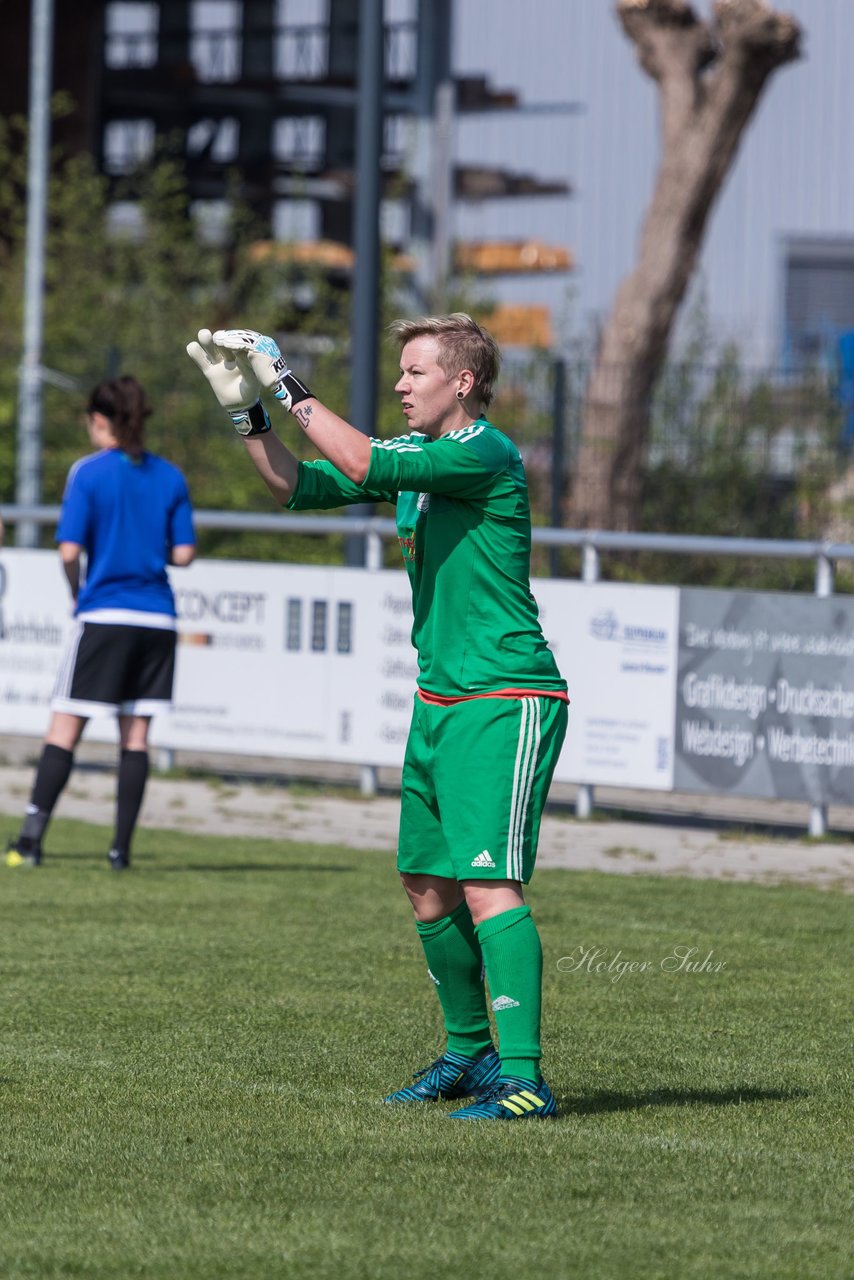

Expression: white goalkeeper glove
xmin=185 ymin=328 xmax=271 ymax=437
xmin=212 ymin=328 xmax=314 ymax=412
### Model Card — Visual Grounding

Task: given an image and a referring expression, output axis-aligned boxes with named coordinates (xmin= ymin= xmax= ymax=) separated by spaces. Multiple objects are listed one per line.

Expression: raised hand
xmin=213 ymin=328 xmax=314 ymax=412
xmin=186 ymin=328 xmax=270 ymax=436
xmin=186 ymin=327 xmax=270 ymax=437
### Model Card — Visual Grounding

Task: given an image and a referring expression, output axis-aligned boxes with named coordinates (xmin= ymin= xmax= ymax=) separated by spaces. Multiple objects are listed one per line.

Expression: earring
xmin=456 ymin=389 xmax=465 ymax=400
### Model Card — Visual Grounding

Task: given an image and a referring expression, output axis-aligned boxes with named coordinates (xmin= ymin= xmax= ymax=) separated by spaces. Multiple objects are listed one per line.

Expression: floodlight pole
xmin=16 ymin=0 xmax=54 ymax=548
xmin=346 ymin=0 xmax=384 ymax=567
xmin=431 ymin=78 xmax=454 ymax=309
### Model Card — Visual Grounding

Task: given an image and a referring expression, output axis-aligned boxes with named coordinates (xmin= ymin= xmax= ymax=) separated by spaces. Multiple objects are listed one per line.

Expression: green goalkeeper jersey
xmin=287 ymin=418 xmax=566 ymax=698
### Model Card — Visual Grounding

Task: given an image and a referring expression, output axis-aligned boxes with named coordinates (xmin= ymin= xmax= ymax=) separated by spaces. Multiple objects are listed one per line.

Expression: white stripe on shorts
xmin=505 ymin=697 xmax=542 ymax=880
xmin=52 ymin=620 xmax=84 ymax=702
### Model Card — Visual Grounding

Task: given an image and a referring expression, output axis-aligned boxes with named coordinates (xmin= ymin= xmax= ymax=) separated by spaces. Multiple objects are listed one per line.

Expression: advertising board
xmin=15 ymin=550 xmax=852 ymax=806
xmin=675 ymin=589 xmax=854 ymax=804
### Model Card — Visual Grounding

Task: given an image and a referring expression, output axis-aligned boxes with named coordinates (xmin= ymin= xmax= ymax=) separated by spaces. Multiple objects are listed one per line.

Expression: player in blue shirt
xmin=5 ymin=375 xmax=196 ymax=871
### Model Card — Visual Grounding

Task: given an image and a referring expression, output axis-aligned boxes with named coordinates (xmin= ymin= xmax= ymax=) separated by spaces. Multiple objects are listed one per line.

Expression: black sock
xmin=19 ymin=744 xmax=74 ymax=846
xmin=113 ymin=749 xmax=149 ymax=856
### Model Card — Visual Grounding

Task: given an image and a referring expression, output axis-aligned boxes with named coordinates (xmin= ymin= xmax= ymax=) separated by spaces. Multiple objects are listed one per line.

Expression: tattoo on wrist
xmin=295 ymin=404 xmax=313 ymax=429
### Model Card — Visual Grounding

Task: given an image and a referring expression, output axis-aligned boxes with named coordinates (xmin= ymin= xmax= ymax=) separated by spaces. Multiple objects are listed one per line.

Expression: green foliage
xmin=628 ymin=320 xmax=844 ymax=588
xmin=0 ymin=128 xmax=416 ymax=562
xmin=0 ymin=125 xmax=504 ymax=564
xmin=0 ymin=143 xmax=252 ymax=509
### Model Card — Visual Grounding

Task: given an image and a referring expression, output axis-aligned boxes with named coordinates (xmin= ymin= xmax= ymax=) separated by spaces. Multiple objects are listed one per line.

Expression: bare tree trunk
xmin=570 ymin=0 xmax=800 ymax=531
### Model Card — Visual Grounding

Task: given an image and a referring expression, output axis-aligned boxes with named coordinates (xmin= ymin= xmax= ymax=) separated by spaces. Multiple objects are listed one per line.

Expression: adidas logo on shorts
xmin=491 ymin=995 xmax=521 ymax=1011
xmin=470 ymin=850 xmax=496 ymax=868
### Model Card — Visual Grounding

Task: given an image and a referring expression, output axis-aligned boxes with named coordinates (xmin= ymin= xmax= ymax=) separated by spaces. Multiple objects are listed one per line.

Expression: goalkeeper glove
xmin=185 ymin=328 xmax=271 ymax=436
xmin=213 ymin=328 xmax=314 ymax=412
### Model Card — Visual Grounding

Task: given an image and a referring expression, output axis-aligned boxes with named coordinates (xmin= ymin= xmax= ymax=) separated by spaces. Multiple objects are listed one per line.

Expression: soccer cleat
xmin=5 ymin=839 xmax=41 ymax=868
xmin=107 ymin=849 xmax=130 ymax=872
xmin=447 ymin=1075 xmax=558 ymax=1120
xmin=384 ymin=1046 xmax=500 ymax=1104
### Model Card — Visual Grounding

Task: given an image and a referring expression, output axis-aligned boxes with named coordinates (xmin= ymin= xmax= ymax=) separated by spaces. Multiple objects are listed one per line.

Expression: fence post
xmin=576 ymin=536 xmax=600 ymax=819
xmin=814 ymin=550 xmax=834 ymax=598
xmin=361 ymin=522 xmax=383 ymax=794
xmin=581 ymin=540 xmax=600 ymax=584
xmin=807 ymin=805 xmax=827 ymax=839
xmin=808 ymin=548 xmax=834 ymax=838
xmin=575 ymin=784 xmax=593 ymax=820
xmin=366 ymin=528 xmax=383 ymax=572
xmin=549 ymin=358 xmax=567 ymax=579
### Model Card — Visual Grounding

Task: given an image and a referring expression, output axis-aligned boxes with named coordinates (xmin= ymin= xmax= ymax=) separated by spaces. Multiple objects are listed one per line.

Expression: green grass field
xmin=1 ymin=817 xmax=851 ymax=1280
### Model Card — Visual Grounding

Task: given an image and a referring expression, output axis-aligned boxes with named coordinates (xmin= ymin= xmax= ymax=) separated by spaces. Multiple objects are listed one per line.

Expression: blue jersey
xmin=57 ymin=449 xmax=195 ymax=618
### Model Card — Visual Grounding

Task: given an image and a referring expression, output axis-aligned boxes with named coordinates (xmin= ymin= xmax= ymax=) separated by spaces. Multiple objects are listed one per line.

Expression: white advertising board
xmin=160 ymin=560 xmax=416 ymax=765
xmin=0 ymin=551 xmax=419 ymax=763
xmin=0 ymin=549 xmax=75 ymax=735
xmin=536 ymin=580 xmax=679 ymax=788
xmin=0 ymin=550 xmax=678 ymax=789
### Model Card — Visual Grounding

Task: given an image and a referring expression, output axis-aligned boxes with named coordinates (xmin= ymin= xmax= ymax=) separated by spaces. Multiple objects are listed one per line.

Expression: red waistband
xmin=417 ymin=686 xmax=569 ymax=706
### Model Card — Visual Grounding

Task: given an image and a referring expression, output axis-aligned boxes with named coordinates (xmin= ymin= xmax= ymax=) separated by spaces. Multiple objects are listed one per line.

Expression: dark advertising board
xmin=675 ymin=589 xmax=854 ymax=803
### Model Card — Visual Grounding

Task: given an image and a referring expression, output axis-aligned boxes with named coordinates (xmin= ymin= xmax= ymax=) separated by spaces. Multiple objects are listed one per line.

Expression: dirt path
xmin=2 ymin=764 xmax=852 ymax=891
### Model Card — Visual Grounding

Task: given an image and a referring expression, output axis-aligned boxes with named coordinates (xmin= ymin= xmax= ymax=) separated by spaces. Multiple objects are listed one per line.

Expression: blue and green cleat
xmin=384 ymin=1046 xmax=501 ymax=1104
xmin=447 ymin=1075 xmax=558 ymax=1120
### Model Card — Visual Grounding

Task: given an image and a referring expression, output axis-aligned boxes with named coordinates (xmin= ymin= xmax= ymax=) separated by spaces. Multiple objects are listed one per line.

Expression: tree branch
xmin=570 ymin=0 xmax=802 ymax=530
xmin=711 ymin=0 xmax=800 ymax=85
xmin=618 ymin=1 xmax=720 ymax=147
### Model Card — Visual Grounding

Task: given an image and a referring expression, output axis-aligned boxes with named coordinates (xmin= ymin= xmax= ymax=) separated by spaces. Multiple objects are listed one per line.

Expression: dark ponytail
xmin=87 ymin=375 xmax=152 ymax=458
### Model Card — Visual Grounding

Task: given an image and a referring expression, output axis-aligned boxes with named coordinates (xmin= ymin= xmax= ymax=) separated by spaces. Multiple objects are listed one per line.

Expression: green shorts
xmin=397 ymin=694 xmax=568 ymax=884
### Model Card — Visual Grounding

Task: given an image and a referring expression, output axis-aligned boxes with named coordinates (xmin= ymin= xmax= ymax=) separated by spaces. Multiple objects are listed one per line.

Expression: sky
xmin=450 ymin=0 xmax=854 ymax=365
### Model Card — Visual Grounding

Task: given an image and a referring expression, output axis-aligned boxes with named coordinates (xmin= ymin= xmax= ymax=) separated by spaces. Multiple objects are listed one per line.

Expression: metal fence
xmin=5 ymin=349 xmax=851 ymax=589
xmin=4 ymin=502 xmax=854 ymax=837
xmin=500 ymin=352 xmax=846 ymax=479
xmin=3 ymin=503 xmax=852 ymax=592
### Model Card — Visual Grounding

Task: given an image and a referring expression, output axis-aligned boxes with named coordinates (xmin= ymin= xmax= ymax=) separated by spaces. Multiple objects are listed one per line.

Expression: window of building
xmin=272 ymin=199 xmax=319 ymax=243
xmin=187 ymin=117 xmax=241 ymax=164
xmin=273 ymin=116 xmax=326 ymax=169
xmin=191 ymin=0 xmax=241 ymax=82
xmin=275 ymin=0 xmax=328 ymax=81
xmin=103 ymin=119 xmax=156 ymax=174
xmin=105 ymin=2 xmax=158 ymax=68
xmin=782 ymin=235 xmax=854 ymax=370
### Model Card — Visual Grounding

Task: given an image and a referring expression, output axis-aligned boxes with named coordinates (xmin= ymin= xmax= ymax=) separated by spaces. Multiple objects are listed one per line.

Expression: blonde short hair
xmin=389 ymin=312 xmax=501 ymax=407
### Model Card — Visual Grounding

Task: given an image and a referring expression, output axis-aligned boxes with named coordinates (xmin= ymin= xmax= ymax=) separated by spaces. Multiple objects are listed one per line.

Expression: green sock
xmin=477 ymin=905 xmax=543 ymax=1083
xmin=415 ymin=903 xmax=493 ymax=1056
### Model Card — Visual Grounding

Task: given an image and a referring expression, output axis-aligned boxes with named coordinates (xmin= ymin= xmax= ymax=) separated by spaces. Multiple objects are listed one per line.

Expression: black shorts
xmin=52 ymin=621 xmax=177 ymax=718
